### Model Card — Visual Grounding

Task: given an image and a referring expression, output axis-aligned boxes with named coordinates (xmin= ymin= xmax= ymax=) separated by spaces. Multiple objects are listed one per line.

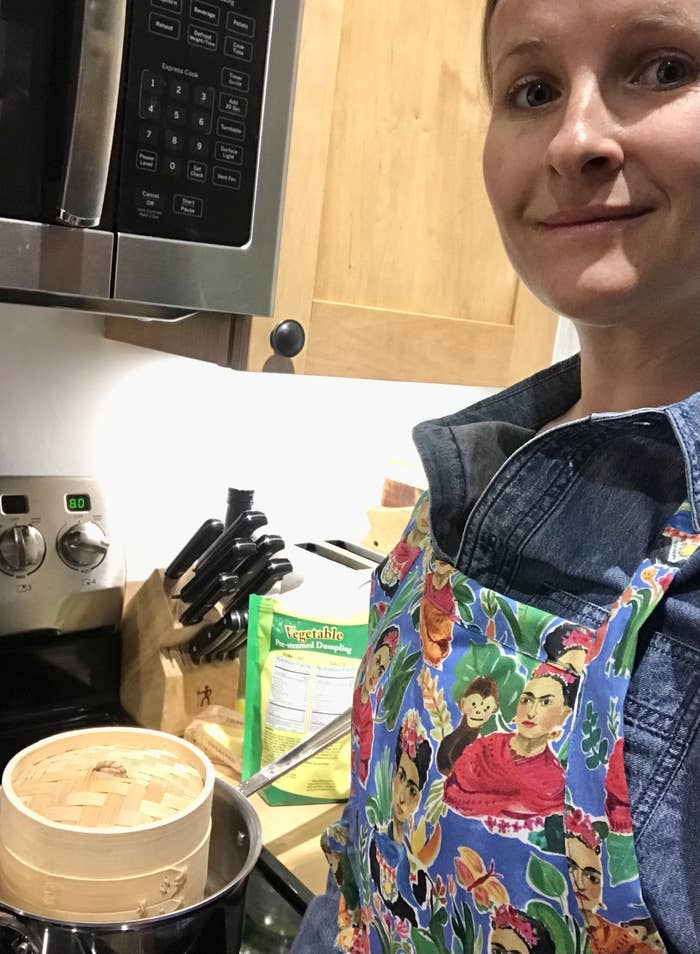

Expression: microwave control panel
xmin=117 ymin=0 xmax=272 ymax=247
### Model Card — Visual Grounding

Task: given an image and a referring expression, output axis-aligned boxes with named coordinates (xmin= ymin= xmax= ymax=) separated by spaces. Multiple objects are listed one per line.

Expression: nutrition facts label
xmin=265 ymin=656 xmax=356 ymax=736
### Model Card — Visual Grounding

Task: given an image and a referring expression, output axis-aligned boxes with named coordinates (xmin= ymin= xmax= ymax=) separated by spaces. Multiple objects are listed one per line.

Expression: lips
xmin=521 ymin=720 xmax=537 ymax=727
xmin=538 ymin=205 xmax=653 ymax=228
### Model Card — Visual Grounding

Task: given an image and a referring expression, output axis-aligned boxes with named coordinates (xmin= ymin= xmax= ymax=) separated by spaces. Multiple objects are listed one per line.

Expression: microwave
xmin=0 ymin=0 xmax=303 ymax=319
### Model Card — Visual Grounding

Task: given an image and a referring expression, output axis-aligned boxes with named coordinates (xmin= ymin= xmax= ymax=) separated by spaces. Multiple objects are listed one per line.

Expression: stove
xmin=0 ymin=478 xmax=310 ymax=951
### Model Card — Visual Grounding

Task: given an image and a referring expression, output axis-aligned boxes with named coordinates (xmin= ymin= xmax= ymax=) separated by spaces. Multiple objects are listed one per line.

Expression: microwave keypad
xmin=119 ymin=0 xmax=272 ymax=247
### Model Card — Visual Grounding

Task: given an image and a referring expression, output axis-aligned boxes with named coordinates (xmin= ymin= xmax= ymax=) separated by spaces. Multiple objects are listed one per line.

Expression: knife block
xmin=120 ymin=569 xmax=241 ymax=736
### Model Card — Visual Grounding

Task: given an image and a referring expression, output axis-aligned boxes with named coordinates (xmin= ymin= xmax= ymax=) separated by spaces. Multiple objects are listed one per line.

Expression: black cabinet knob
xmin=270 ymin=320 xmax=306 ymax=358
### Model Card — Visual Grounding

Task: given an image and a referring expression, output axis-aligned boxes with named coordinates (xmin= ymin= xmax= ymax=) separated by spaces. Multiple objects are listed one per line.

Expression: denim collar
xmin=413 ymin=353 xmax=700 ymax=535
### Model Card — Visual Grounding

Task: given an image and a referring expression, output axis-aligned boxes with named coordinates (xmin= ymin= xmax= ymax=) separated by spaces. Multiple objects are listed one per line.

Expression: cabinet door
xmin=242 ymin=0 xmax=557 ymax=386
xmin=106 ymin=0 xmax=558 ymax=386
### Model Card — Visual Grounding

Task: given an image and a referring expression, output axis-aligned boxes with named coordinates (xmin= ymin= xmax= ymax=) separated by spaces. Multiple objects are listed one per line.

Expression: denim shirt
xmin=412 ymin=353 xmax=700 ymax=953
xmin=291 ymin=354 xmax=700 ymax=954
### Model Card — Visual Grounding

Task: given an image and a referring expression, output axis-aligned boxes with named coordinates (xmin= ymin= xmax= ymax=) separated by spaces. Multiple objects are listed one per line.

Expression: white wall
xmin=0 ymin=305 xmax=500 ymax=579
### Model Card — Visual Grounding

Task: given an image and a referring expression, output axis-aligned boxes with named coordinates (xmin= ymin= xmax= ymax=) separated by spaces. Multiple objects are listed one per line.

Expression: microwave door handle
xmin=56 ymin=0 xmax=128 ymax=228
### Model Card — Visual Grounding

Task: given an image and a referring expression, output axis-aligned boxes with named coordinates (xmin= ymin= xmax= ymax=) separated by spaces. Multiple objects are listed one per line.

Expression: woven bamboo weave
xmin=13 ymin=743 xmax=204 ymax=828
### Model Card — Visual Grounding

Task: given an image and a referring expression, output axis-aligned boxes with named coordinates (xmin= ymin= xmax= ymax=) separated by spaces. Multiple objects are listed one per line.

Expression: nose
xmin=526 ymin=699 xmax=538 ymax=718
xmin=545 ymin=74 xmax=624 ymax=179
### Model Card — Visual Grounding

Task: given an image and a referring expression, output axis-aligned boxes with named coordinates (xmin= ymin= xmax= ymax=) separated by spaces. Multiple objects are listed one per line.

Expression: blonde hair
xmin=481 ymin=0 xmax=500 ymax=101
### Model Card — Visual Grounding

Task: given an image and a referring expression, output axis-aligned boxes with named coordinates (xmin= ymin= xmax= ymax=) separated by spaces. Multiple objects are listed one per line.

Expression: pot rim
xmin=0 ymin=777 xmax=262 ymax=931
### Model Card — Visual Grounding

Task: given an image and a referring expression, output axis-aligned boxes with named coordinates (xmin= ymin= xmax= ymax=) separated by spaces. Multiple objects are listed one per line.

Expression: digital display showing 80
xmin=66 ymin=494 xmax=91 ymax=513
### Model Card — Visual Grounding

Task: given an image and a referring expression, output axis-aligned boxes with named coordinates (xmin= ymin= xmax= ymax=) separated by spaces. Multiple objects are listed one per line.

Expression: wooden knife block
xmin=120 ymin=569 xmax=240 ymax=736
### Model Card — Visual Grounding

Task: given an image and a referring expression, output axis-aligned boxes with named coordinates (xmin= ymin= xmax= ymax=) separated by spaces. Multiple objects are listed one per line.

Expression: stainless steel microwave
xmin=0 ymin=0 xmax=303 ymax=320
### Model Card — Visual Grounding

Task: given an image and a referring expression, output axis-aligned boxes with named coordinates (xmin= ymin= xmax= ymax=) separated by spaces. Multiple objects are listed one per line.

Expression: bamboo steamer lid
xmin=0 ymin=727 xmax=215 ymax=920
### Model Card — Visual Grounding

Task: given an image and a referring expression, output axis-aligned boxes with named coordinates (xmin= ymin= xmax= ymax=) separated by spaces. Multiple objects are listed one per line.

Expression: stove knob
xmin=0 ymin=524 xmax=46 ymax=575
xmin=58 ymin=521 xmax=109 ymax=570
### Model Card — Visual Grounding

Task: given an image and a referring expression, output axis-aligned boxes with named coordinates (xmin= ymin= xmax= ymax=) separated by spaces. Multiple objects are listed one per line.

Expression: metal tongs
xmin=237 ymin=708 xmax=351 ymax=798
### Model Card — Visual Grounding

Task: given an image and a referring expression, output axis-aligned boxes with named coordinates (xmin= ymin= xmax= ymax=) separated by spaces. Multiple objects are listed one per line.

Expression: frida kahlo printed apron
xmin=322 ymin=494 xmax=700 ymax=954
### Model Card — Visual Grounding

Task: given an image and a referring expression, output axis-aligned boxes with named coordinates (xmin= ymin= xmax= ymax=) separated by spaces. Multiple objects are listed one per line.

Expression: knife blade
xmin=164 ymin=518 xmax=223 ymax=581
xmin=178 ymin=571 xmax=240 ymax=626
xmin=179 ymin=538 xmax=257 ymax=604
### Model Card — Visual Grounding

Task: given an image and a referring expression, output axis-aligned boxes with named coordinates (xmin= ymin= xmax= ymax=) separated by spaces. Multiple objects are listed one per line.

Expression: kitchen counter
xmin=247 ymin=793 xmax=341 ymax=896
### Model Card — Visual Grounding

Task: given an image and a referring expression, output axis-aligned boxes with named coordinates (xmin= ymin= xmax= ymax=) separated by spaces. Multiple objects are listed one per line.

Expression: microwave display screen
xmin=117 ymin=0 xmax=272 ymax=248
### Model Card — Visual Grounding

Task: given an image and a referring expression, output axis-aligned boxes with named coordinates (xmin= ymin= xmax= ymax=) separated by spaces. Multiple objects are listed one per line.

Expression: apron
xmin=322 ymin=494 xmax=700 ymax=954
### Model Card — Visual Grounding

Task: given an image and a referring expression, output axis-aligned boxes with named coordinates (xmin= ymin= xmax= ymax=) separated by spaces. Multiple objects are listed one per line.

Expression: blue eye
xmin=637 ymin=55 xmax=696 ymax=89
xmin=510 ymin=79 xmax=560 ymax=109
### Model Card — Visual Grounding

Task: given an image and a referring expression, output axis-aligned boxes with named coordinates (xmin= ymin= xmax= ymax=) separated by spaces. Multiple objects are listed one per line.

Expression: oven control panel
xmin=0 ymin=478 xmax=125 ymax=637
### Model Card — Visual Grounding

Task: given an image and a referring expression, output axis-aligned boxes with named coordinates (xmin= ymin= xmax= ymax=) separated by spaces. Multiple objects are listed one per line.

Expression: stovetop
xmin=0 ymin=627 xmax=311 ymax=952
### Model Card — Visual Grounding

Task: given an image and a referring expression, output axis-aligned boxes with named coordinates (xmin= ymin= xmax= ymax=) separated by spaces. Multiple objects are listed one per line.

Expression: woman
xmin=443 ymin=665 xmax=578 ymax=821
xmin=352 ymin=625 xmax=399 ymax=787
xmin=367 ymin=712 xmax=434 ymax=926
xmin=292 ymin=0 xmax=700 ymax=950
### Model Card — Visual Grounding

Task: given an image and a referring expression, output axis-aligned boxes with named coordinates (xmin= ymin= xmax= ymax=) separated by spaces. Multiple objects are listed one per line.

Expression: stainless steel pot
xmin=0 ymin=709 xmax=351 ymax=954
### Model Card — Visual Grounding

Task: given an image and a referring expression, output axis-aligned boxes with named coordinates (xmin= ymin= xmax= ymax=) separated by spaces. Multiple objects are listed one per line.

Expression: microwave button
xmin=166 ymin=105 xmax=187 ymax=127
xmin=226 ymin=12 xmax=256 ymax=39
xmin=218 ymin=92 xmax=248 ymax=118
xmin=149 ymin=12 xmax=182 ymax=41
xmin=189 ymin=136 xmax=210 ymax=158
xmin=224 ymin=37 xmax=254 ymax=63
xmin=216 ymin=116 xmax=245 ymax=141
xmin=164 ymin=157 xmax=184 ymax=177
xmin=221 ymin=67 xmax=250 ymax=93
xmin=151 ymin=0 xmax=183 ymax=13
xmin=168 ymin=78 xmax=190 ymax=102
xmin=194 ymin=85 xmax=215 ymax=109
xmin=173 ymin=194 xmax=204 ymax=218
xmin=164 ymin=130 xmax=186 ymax=152
xmin=136 ymin=188 xmax=165 ymax=213
xmin=187 ymin=24 xmax=219 ymax=53
xmin=139 ymin=124 xmax=161 ymax=148
xmin=187 ymin=160 xmax=208 ymax=183
xmin=215 ymin=142 xmax=243 ymax=166
xmin=139 ymin=95 xmax=162 ymax=122
xmin=190 ymin=1 xmax=220 ymax=27
xmin=213 ymin=167 xmax=241 ymax=190
xmin=141 ymin=71 xmax=165 ymax=96
xmin=136 ymin=150 xmax=159 ymax=173
xmin=192 ymin=110 xmax=213 ymax=134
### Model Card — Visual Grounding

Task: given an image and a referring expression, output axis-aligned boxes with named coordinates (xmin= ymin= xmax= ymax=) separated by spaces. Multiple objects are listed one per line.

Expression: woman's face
xmin=482 ymin=0 xmax=700 ymax=328
xmin=566 ymin=836 xmax=603 ymax=913
xmin=490 ymin=927 xmax=531 ymax=954
xmin=514 ymin=675 xmax=571 ymax=741
xmin=555 ymin=646 xmax=588 ymax=674
xmin=392 ymin=752 xmax=421 ymax=826
xmin=364 ymin=644 xmax=391 ymax=694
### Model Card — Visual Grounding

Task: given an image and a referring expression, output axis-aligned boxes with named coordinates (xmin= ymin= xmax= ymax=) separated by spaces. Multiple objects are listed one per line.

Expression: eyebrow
xmin=493 ymin=38 xmax=545 ymax=75
xmin=492 ymin=11 xmax=697 ymax=75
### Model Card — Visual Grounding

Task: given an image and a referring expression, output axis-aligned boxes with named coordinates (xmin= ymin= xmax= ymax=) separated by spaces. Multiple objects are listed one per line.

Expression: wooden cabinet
xmin=107 ymin=0 xmax=557 ymax=387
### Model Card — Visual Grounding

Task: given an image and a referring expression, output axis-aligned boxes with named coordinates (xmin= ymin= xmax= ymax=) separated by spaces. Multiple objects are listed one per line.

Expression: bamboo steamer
xmin=0 ymin=727 xmax=215 ymax=922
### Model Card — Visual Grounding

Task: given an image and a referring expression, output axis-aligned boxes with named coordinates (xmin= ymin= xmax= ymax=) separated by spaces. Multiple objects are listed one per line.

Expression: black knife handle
xmin=194 ymin=510 xmax=268 ymax=573
xmin=196 ymin=609 xmax=250 ymax=664
xmin=179 ymin=538 xmax=257 ymax=604
xmin=178 ymin=571 xmax=239 ymax=626
xmin=220 ymin=557 xmax=294 ymax=618
xmin=164 ymin=519 xmax=223 ymax=581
